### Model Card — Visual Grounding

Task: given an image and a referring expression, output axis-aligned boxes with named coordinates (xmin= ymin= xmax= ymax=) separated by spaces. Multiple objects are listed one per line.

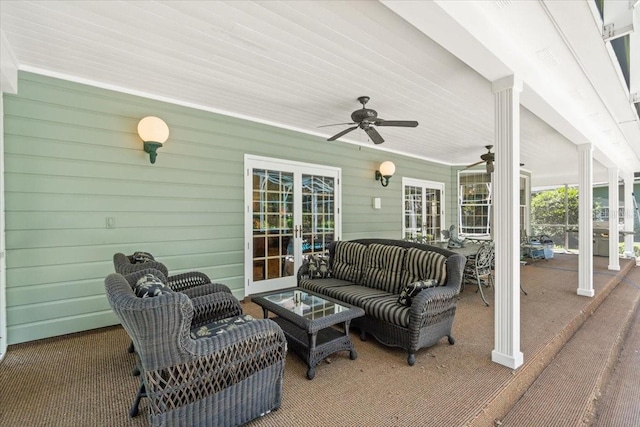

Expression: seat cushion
xmin=362 ymin=244 xmax=407 ymax=294
xmin=299 ymin=277 xmax=353 ymax=294
xmin=360 ymin=295 xmax=411 ymax=328
xmin=397 ymin=279 xmax=439 ymax=306
xmin=401 ymin=248 xmax=447 ymax=286
xmin=134 ymin=273 xmax=173 ymax=298
xmin=315 ymin=284 xmax=389 ymax=307
xmin=190 ymin=314 xmax=255 ymax=339
xmin=332 ymin=241 xmax=369 ymax=283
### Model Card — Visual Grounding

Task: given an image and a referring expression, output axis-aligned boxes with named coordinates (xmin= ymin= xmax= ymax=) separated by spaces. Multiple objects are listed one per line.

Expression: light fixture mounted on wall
xmin=137 ymin=116 xmax=169 ymax=164
xmin=375 ymin=161 xmax=396 ymax=187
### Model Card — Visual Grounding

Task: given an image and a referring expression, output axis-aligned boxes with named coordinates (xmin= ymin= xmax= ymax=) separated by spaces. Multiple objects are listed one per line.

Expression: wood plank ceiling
xmin=1 ymin=1 xmax=638 ymax=186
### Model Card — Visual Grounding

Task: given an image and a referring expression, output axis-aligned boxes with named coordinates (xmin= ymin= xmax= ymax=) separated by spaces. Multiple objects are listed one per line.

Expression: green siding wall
xmin=3 ymin=72 xmax=455 ymax=344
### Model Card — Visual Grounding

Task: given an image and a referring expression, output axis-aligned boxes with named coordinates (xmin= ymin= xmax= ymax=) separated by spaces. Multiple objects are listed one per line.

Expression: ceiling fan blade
xmin=318 ymin=122 xmax=356 ymax=128
xmin=462 ymin=160 xmax=484 ymax=170
xmin=327 ymin=126 xmax=358 ymax=141
xmin=374 ymin=120 xmax=419 ymax=127
xmin=364 ymin=126 xmax=385 ymax=144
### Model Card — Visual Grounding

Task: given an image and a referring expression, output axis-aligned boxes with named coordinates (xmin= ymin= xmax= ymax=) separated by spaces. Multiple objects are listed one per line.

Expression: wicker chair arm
xmin=190 ymin=292 xmax=243 ymax=327
xmin=409 ymin=286 xmax=459 ymax=321
xmin=181 ymin=282 xmax=231 ymax=298
xmin=167 ymin=271 xmax=212 ymax=292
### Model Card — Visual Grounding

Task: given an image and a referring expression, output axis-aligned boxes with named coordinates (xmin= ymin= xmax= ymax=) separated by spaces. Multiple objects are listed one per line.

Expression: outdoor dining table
xmin=434 ymin=241 xmax=528 ymax=298
xmin=433 ymin=241 xmax=483 ymax=258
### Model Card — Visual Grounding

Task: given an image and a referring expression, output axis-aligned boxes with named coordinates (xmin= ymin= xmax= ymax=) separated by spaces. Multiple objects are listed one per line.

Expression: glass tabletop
xmin=260 ymin=289 xmax=350 ymax=320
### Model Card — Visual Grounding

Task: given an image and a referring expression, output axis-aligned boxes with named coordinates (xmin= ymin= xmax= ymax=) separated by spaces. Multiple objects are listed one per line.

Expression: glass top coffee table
xmin=252 ymin=288 xmax=364 ymax=380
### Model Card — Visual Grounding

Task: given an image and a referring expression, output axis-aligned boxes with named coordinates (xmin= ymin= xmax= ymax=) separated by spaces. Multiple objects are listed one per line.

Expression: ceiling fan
xmin=463 ymin=145 xmax=524 ymax=173
xmin=464 ymin=145 xmax=495 ymax=173
xmin=321 ymin=96 xmax=418 ymax=144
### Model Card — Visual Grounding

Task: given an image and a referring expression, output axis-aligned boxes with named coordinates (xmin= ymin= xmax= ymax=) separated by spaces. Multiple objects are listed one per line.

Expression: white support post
xmin=577 ymin=144 xmax=594 ymax=297
xmin=0 ymin=29 xmax=17 ymax=360
xmin=608 ymin=167 xmax=620 ymax=270
xmin=0 ymin=93 xmax=6 ymax=360
xmin=624 ymin=172 xmax=636 ymax=257
xmin=490 ymin=75 xmax=523 ymax=370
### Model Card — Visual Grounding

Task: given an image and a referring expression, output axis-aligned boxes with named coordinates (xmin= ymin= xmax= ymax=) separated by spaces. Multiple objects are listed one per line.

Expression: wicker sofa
xmin=297 ymin=239 xmax=466 ymax=366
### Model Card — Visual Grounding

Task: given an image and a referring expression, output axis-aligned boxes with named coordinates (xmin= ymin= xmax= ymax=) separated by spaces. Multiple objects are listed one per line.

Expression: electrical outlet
xmin=106 ymin=217 xmax=116 ymax=229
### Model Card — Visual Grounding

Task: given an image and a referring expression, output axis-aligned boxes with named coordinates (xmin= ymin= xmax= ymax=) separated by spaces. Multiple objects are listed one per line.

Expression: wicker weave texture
xmin=113 ymin=252 xmax=232 ymax=294
xmin=105 ymin=273 xmax=287 ymax=427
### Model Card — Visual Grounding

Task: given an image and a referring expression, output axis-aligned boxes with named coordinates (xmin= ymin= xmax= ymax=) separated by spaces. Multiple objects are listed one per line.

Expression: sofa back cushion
xmin=332 ymin=241 xmax=369 ymax=283
xmin=363 ymin=244 xmax=407 ymax=294
xmin=401 ymin=247 xmax=448 ymax=286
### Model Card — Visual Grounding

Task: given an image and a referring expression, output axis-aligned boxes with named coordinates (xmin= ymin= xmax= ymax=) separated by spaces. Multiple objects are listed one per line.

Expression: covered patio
xmin=1 ymin=253 xmax=636 ymax=426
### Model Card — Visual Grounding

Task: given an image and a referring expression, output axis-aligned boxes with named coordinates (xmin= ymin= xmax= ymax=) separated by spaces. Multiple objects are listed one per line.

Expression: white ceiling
xmin=1 ymin=0 xmax=638 ymax=187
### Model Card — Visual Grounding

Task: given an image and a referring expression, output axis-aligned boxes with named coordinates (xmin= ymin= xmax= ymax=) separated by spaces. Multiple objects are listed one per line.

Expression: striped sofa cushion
xmin=362 ymin=244 xmax=407 ymax=294
xmin=401 ymin=247 xmax=447 ymax=286
xmin=360 ymin=295 xmax=411 ymax=328
xmin=299 ymin=277 xmax=353 ymax=295
xmin=318 ymin=284 xmax=390 ymax=307
xmin=332 ymin=241 xmax=369 ymax=283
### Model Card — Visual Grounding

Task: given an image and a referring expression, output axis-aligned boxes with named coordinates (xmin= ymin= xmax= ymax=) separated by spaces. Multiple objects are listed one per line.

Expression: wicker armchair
xmin=105 ymin=272 xmax=287 ymax=427
xmin=113 ymin=252 xmax=231 ymax=295
xmin=120 ymin=268 xmax=245 ymax=417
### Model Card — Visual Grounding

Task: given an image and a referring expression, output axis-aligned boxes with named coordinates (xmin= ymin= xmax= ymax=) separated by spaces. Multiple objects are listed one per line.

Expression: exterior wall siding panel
xmin=3 ymin=72 xmax=454 ymax=344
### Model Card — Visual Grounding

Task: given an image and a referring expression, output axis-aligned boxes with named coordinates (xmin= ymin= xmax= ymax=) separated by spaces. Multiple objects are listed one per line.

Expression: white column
xmin=490 ymin=75 xmax=523 ymax=369
xmin=0 ymin=93 xmax=6 ymax=360
xmin=608 ymin=167 xmax=620 ymax=270
xmin=577 ymin=144 xmax=594 ymax=297
xmin=0 ymin=29 xmax=18 ymax=360
xmin=623 ymin=172 xmax=635 ymax=257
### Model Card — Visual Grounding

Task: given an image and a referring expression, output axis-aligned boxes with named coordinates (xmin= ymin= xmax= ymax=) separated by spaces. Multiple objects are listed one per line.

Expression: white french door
xmin=402 ymin=178 xmax=445 ymax=242
xmin=244 ymin=155 xmax=341 ymax=295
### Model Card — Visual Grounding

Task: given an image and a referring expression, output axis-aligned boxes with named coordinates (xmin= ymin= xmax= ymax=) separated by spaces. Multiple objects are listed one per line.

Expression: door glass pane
xmin=424 ymin=188 xmax=442 ymax=241
xmin=252 ymin=169 xmax=294 ymax=281
xmin=403 ymin=183 xmax=442 ymax=243
xmin=301 ymin=174 xmax=335 ymax=261
xmin=404 ymin=185 xmax=422 ymax=239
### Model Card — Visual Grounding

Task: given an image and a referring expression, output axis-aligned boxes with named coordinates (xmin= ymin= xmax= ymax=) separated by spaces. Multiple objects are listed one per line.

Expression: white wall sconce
xmin=375 ymin=161 xmax=396 ymax=187
xmin=137 ymin=116 xmax=169 ymax=164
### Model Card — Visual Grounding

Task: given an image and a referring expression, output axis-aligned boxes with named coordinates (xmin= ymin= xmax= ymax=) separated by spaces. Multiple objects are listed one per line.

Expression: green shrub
xmin=618 ymin=242 xmax=640 ymax=257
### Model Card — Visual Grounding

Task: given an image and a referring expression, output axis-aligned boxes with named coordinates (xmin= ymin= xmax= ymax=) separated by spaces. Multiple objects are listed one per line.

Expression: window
xmin=402 ymin=178 xmax=444 ymax=243
xmin=458 ymin=172 xmax=530 ymax=237
xmin=520 ymin=175 xmax=529 ymax=234
xmin=458 ymin=172 xmax=492 ymax=236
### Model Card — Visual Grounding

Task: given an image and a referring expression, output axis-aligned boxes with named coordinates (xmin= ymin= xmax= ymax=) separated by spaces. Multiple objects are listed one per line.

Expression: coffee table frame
xmin=252 ymin=288 xmax=364 ymax=380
